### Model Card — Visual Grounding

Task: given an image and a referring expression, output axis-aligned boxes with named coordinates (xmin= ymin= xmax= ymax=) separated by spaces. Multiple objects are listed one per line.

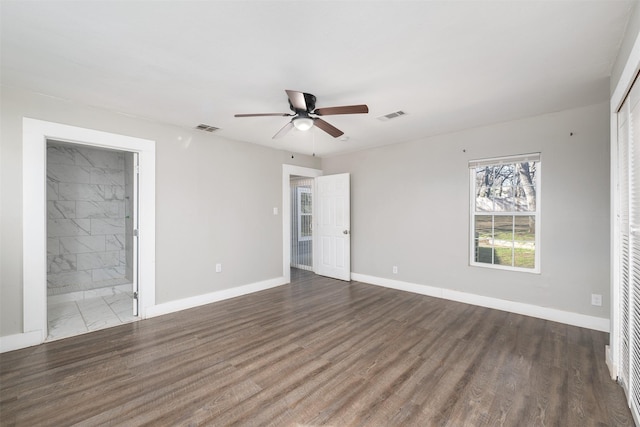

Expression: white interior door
xmin=132 ymin=152 xmax=140 ymax=316
xmin=315 ymin=173 xmax=351 ymax=281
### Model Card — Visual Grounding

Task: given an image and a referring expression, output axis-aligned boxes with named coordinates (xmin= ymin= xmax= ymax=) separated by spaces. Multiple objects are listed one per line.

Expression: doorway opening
xmin=282 ymin=165 xmax=322 ymax=283
xmin=290 ymin=176 xmax=313 ymax=271
xmin=45 ymin=141 xmax=139 ymax=340
xmin=23 ymin=118 xmax=156 ymax=347
xmin=282 ymin=165 xmax=351 ymax=282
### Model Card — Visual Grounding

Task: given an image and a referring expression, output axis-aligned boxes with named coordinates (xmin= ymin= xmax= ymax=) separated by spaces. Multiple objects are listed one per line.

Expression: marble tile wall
xmin=47 ymin=142 xmax=130 ymax=296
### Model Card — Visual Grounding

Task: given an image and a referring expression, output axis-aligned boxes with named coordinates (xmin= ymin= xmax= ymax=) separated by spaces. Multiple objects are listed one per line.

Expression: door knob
xmin=343 ymin=230 xmax=350 ymax=234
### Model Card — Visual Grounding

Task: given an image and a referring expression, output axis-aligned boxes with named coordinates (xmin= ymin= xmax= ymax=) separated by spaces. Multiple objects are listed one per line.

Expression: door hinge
xmin=135 ymin=165 xmax=140 ymax=174
xmin=134 ymin=229 xmax=139 ymax=237
xmin=133 ymin=291 xmax=138 ymax=299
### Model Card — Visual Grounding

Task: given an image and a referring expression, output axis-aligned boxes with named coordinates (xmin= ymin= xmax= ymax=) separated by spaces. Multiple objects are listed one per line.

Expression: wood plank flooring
xmin=0 ymin=269 xmax=634 ymax=426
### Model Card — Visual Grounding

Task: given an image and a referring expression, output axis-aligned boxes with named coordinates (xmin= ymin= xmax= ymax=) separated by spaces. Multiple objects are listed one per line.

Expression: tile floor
xmin=47 ymin=292 xmax=138 ymax=341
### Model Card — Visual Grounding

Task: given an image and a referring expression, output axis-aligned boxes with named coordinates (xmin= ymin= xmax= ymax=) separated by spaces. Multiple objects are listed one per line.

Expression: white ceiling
xmin=1 ymin=1 xmax=635 ymax=157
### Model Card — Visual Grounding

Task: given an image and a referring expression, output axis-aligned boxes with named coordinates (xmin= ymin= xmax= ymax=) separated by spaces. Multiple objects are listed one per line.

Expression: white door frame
xmin=282 ymin=164 xmax=322 ymax=283
xmin=22 ymin=118 xmax=156 ymax=343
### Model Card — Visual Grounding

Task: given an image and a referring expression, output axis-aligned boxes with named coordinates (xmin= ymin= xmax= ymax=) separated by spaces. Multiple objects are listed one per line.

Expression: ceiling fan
xmin=234 ymin=90 xmax=369 ymax=139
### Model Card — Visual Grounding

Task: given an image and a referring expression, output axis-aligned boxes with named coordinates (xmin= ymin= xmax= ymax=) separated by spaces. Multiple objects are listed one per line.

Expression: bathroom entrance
xmin=46 ymin=141 xmax=139 ymax=340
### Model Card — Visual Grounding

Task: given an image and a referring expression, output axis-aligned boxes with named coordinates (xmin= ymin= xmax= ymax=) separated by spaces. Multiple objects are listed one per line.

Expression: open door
xmin=315 ymin=173 xmax=351 ymax=281
xmin=131 ymin=152 xmax=140 ymax=316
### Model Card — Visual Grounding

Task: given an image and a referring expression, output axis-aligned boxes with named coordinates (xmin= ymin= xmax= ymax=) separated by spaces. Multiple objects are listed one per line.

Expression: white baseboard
xmin=1 ymin=277 xmax=288 ymax=353
xmin=3 ymin=273 xmax=608 ymax=352
xmin=145 ymin=276 xmax=288 ymax=318
xmin=0 ymin=330 xmax=43 ymax=353
xmin=351 ymin=273 xmax=610 ymax=332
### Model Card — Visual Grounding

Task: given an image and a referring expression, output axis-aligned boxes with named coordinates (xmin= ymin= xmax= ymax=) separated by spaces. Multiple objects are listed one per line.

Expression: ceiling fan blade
xmin=285 ymin=90 xmax=307 ymax=111
xmin=313 ymin=104 xmax=369 ymax=116
xmin=313 ymin=118 xmax=344 ymax=138
xmin=273 ymin=121 xmax=294 ymax=139
xmin=234 ymin=113 xmax=291 ymax=117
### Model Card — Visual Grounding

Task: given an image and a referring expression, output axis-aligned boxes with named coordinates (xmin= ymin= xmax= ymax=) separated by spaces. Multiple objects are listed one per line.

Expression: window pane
xmin=475 ymin=167 xmax=493 ymax=212
xmin=476 ymin=195 xmax=493 ymax=212
xmin=514 ymin=161 xmax=537 ymax=212
xmin=514 ymin=248 xmax=535 ymax=269
xmin=492 ymin=186 xmax=514 ymax=212
xmin=475 ymin=215 xmax=493 ymax=264
xmin=301 ymin=192 xmax=312 ymax=214
xmin=515 ymin=185 xmax=536 ymax=212
xmin=514 ymin=216 xmax=535 ymax=241
xmin=494 ymin=216 xmax=513 ymax=242
xmin=493 ymin=215 xmax=513 ymax=267
xmin=301 ymin=214 xmax=312 ymax=237
xmin=514 ymin=216 xmax=535 ymax=268
xmin=495 ymin=246 xmax=513 ymax=267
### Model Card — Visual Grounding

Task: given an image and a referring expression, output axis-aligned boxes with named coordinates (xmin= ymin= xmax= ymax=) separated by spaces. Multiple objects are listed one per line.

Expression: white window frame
xmin=297 ymin=186 xmax=312 ymax=242
xmin=469 ymin=153 xmax=541 ymax=274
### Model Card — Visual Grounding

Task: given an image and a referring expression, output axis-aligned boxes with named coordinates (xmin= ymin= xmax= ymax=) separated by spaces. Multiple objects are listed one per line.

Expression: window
xmin=469 ymin=153 xmax=540 ymax=272
xmin=297 ymin=187 xmax=312 ymax=241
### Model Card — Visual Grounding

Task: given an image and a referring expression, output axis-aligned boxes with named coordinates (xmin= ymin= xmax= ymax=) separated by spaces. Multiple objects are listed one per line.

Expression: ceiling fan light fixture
xmin=293 ymin=117 xmax=314 ymax=131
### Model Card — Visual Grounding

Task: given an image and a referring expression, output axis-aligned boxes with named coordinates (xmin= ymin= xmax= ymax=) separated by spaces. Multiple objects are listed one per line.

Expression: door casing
xmin=22 ymin=118 xmax=156 ymax=342
xmin=282 ymin=165 xmax=351 ymax=282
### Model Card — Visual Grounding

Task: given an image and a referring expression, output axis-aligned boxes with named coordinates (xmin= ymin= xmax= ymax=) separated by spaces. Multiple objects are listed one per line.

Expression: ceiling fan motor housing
xmin=288 ymin=92 xmax=316 ymax=113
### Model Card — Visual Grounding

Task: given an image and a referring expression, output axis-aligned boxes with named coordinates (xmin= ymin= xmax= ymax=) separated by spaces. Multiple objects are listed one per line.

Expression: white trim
xmin=282 ymin=165 xmax=323 ymax=283
xmin=146 ymin=276 xmax=287 ymax=318
xmin=468 ymin=152 xmax=541 ymax=168
xmin=606 ymin=345 xmax=616 ymax=380
xmin=0 ymin=331 xmax=43 ymax=353
xmin=610 ymin=28 xmax=640 ymax=382
xmin=610 ymin=109 xmax=622 ymax=381
xmin=22 ymin=118 xmax=156 ymax=346
xmin=352 ymin=273 xmax=610 ymax=332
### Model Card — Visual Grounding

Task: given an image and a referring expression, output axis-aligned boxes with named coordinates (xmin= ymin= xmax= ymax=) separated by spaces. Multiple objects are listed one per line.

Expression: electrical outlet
xmin=216 ymin=263 xmax=222 ymax=273
xmin=591 ymin=293 xmax=602 ymax=306
xmin=392 ymin=266 xmax=398 ymax=274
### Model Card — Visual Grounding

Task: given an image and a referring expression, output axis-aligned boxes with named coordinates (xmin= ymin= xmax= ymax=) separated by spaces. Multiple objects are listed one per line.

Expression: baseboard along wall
xmin=351 ymin=273 xmax=610 ymax=333
xmin=1 ymin=272 xmax=609 ymax=353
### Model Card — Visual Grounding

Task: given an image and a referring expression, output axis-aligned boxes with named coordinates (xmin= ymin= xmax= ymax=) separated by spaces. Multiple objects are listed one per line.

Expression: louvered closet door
xmin=631 ymin=80 xmax=640 ymax=418
xmin=620 ymin=96 xmax=630 ymax=395
xmin=619 ymin=77 xmax=640 ymax=422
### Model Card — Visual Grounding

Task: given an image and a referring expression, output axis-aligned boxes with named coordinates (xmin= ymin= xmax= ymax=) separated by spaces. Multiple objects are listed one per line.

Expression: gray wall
xmin=321 ymin=102 xmax=611 ymax=319
xmin=0 ymin=85 xmax=320 ymax=336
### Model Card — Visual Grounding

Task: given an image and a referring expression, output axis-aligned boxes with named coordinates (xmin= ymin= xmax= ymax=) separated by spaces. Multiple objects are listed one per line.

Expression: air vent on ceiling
xmin=195 ymin=123 xmax=220 ymax=132
xmin=377 ymin=110 xmax=406 ymax=121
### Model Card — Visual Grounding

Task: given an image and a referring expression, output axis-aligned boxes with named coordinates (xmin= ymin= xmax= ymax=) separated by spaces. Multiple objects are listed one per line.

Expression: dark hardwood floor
xmin=0 ymin=269 xmax=634 ymax=426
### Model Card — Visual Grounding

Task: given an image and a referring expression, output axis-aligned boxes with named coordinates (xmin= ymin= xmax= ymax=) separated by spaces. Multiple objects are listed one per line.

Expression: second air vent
xmin=377 ymin=111 xmax=406 ymax=121
xmin=195 ymin=124 xmax=220 ymax=132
